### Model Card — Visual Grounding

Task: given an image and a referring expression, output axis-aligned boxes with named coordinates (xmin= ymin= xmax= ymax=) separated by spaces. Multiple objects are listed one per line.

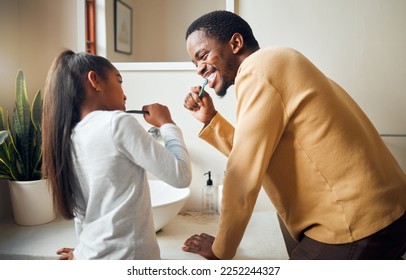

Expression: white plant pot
xmin=8 ymin=179 xmax=55 ymax=226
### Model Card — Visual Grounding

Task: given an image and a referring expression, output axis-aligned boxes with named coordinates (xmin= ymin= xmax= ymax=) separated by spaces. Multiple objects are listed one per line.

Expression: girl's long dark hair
xmin=42 ymin=50 xmax=114 ymax=219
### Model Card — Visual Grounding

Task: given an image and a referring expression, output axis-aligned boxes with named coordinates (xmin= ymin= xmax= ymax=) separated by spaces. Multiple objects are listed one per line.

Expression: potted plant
xmin=0 ymin=70 xmax=54 ymax=225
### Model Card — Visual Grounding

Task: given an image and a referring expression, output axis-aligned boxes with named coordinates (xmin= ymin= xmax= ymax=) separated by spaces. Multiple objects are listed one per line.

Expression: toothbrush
xmin=198 ymin=78 xmax=208 ymax=99
xmin=126 ymin=110 xmax=149 ymax=114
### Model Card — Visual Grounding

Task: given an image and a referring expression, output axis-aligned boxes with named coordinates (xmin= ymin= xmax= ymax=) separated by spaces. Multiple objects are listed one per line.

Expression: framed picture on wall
xmin=114 ymin=0 xmax=132 ymax=54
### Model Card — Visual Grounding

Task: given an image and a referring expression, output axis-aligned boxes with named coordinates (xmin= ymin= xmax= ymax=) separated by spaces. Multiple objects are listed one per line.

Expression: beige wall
xmin=0 ymin=0 xmax=81 ymax=113
xmin=0 ymin=0 xmax=20 ymax=112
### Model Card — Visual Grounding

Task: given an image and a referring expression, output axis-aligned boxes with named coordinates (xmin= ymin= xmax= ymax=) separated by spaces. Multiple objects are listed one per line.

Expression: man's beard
xmin=215 ymin=78 xmax=233 ymax=98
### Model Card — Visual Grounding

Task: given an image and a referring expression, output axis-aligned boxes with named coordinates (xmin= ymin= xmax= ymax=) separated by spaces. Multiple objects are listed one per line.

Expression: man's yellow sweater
xmin=200 ymin=47 xmax=406 ymax=259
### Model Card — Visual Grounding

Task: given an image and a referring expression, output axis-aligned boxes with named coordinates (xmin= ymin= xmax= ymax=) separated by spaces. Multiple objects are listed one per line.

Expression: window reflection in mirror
xmin=95 ymin=0 xmax=229 ymax=63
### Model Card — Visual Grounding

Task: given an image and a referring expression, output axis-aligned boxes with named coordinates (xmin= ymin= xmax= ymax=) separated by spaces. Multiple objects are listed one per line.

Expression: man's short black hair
xmin=186 ymin=10 xmax=259 ymax=49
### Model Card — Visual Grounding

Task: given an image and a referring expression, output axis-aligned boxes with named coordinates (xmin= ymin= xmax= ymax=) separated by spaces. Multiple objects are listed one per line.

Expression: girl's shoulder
xmin=85 ymin=110 xmax=131 ymax=122
xmin=75 ymin=110 xmax=138 ymax=131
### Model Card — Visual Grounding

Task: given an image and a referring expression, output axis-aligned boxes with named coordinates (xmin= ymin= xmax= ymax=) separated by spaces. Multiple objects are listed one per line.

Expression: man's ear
xmin=87 ymin=70 xmax=101 ymax=92
xmin=229 ymin=33 xmax=244 ymax=54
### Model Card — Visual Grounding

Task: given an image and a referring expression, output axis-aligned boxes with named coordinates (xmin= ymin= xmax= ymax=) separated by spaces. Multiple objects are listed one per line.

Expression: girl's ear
xmin=87 ymin=70 xmax=101 ymax=92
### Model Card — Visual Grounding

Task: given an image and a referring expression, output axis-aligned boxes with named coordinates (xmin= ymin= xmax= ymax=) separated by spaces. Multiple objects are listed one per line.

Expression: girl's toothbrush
xmin=198 ymin=78 xmax=208 ymax=99
xmin=126 ymin=110 xmax=149 ymax=114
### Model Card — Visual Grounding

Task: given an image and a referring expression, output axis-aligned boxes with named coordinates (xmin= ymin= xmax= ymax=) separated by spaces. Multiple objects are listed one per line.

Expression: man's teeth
xmin=207 ymin=72 xmax=216 ymax=83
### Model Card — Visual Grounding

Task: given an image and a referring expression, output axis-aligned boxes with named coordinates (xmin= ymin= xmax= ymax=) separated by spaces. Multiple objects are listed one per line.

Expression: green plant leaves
xmin=0 ymin=70 xmax=43 ymax=181
xmin=0 ymin=131 xmax=12 ymax=180
xmin=0 ymin=130 xmax=9 ymax=145
xmin=31 ymin=90 xmax=43 ymax=178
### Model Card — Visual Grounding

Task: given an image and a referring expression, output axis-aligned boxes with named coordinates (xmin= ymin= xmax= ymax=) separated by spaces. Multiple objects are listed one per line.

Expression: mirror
xmin=94 ymin=0 xmax=234 ymax=69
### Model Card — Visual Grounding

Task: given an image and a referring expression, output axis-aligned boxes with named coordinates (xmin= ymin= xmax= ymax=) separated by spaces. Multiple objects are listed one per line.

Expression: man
xmin=182 ymin=10 xmax=406 ymax=260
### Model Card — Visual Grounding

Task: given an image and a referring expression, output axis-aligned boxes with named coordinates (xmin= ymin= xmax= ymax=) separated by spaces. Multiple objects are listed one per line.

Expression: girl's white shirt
xmin=70 ymin=110 xmax=191 ymax=259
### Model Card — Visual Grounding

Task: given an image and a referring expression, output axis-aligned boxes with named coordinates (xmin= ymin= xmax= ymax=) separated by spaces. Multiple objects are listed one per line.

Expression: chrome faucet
xmin=148 ymin=126 xmax=161 ymax=141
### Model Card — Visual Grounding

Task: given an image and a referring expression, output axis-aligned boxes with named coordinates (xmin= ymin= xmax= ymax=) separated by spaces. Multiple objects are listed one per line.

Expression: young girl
xmin=42 ymin=50 xmax=192 ymax=260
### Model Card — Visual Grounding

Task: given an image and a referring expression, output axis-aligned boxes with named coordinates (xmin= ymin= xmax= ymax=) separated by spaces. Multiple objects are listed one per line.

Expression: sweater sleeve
xmin=113 ymin=113 xmax=192 ymax=188
xmin=199 ymin=112 xmax=234 ymax=157
xmin=202 ymin=73 xmax=288 ymax=259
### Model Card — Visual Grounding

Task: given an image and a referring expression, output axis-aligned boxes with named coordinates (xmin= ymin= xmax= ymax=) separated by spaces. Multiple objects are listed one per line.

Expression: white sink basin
xmin=149 ymin=180 xmax=191 ymax=231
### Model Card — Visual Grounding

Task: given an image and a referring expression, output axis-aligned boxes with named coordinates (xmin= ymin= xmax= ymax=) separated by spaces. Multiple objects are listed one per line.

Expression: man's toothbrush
xmin=198 ymin=78 xmax=208 ymax=99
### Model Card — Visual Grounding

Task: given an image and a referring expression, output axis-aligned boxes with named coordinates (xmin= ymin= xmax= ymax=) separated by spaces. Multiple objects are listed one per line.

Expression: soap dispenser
xmin=202 ymin=171 xmax=215 ymax=215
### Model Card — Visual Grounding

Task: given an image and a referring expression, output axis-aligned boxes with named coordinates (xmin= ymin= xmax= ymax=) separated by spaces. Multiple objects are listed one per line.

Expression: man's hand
xmin=182 ymin=233 xmax=219 ymax=260
xmin=183 ymin=87 xmax=217 ymax=125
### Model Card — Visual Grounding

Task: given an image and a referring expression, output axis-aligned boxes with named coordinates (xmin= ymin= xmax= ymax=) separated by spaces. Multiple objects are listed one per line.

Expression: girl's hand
xmin=142 ymin=103 xmax=175 ymax=127
xmin=56 ymin=247 xmax=75 ymax=260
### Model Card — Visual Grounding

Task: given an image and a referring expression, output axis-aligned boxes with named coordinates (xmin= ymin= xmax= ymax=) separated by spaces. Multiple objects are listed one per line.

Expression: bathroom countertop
xmin=0 ymin=211 xmax=289 ymax=260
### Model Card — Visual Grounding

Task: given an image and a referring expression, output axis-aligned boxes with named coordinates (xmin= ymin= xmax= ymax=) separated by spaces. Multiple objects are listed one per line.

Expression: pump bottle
xmin=202 ymin=171 xmax=215 ymax=215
